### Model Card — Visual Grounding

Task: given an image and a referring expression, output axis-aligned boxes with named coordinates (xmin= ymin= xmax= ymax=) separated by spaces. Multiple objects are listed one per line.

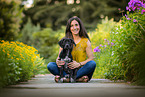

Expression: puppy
xmin=58 ymin=38 xmax=77 ymax=83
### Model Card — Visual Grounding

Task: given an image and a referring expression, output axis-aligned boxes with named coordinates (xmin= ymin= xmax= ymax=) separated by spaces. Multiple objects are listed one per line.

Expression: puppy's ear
xmin=70 ymin=39 xmax=76 ymax=46
xmin=58 ymin=39 xmax=65 ymax=48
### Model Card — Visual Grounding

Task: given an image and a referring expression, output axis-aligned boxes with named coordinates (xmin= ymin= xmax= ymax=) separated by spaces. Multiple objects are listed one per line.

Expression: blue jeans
xmin=47 ymin=60 xmax=96 ymax=80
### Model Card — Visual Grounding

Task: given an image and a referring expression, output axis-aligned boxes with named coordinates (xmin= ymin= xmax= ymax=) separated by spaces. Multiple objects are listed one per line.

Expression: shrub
xmin=90 ymin=16 xmax=119 ymax=79
xmin=93 ymin=39 xmax=116 ymax=79
xmin=0 ymin=40 xmax=44 ymax=88
xmin=108 ymin=0 xmax=145 ymax=85
xmin=33 ymin=26 xmax=65 ymax=64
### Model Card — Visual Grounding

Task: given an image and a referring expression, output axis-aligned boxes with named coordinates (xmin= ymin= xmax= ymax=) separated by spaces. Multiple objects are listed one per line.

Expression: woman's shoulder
xmin=80 ymin=37 xmax=89 ymax=47
xmin=81 ymin=37 xmax=91 ymax=46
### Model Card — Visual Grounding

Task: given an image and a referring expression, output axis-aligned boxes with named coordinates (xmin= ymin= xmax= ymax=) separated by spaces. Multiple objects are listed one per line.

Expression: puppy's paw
xmin=70 ymin=78 xmax=75 ymax=83
xmin=58 ymin=78 xmax=63 ymax=83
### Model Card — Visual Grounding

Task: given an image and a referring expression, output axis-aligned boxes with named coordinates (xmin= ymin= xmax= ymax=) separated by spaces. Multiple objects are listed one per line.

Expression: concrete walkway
xmin=0 ymin=74 xmax=145 ymax=97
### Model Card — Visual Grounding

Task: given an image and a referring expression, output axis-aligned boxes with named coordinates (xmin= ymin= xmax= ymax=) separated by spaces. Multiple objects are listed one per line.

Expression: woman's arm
xmin=79 ymin=40 xmax=94 ymax=66
xmin=56 ymin=47 xmax=63 ymax=60
xmin=56 ymin=47 xmax=65 ymax=67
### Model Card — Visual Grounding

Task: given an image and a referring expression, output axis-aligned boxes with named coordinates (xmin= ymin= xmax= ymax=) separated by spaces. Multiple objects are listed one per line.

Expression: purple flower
xmin=126 ymin=0 xmax=144 ymax=11
xmin=94 ymin=47 xmax=101 ymax=52
xmin=133 ymin=19 xmax=137 ymax=22
xmin=125 ymin=14 xmax=127 ymax=17
xmin=104 ymin=45 xmax=107 ymax=47
xmin=99 ymin=44 xmax=103 ymax=47
xmin=127 ymin=18 xmax=131 ymax=20
xmin=125 ymin=14 xmax=127 ymax=18
xmin=141 ymin=9 xmax=145 ymax=14
xmin=125 ymin=14 xmax=131 ymax=20
xmin=126 ymin=6 xmax=129 ymax=10
xmin=111 ymin=42 xmax=114 ymax=46
xmin=96 ymin=46 xmax=99 ymax=49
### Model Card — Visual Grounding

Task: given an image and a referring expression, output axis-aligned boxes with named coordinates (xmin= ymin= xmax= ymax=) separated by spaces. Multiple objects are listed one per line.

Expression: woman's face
xmin=70 ymin=20 xmax=80 ymax=35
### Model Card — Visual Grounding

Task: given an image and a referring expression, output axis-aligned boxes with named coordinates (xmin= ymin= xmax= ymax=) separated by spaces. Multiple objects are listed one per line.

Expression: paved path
xmin=0 ymin=74 xmax=145 ymax=97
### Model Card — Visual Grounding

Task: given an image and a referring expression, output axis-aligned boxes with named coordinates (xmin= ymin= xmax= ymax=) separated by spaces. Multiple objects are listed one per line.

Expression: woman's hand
xmin=56 ymin=59 xmax=65 ymax=68
xmin=68 ymin=61 xmax=81 ymax=69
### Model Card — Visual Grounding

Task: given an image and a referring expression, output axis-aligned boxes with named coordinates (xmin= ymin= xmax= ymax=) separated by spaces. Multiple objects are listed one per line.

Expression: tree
xmin=0 ymin=0 xmax=23 ymax=41
xmin=23 ymin=0 xmax=129 ymax=30
xmin=79 ymin=0 xmax=130 ymax=29
xmin=23 ymin=0 xmax=74 ymax=30
xmin=33 ymin=27 xmax=61 ymax=60
xmin=20 ymin=17 xmax=41 ymax=46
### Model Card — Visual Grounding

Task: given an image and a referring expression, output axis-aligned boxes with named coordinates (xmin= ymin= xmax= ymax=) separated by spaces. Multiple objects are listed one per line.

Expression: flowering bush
xmin=91 ymin=0 xmax=145 ymax=84
xmin=0 ymin=40 xmax=44 ymax=87
xmin=107 ymin=0 xmax=145 ymax=85
xmin=90 ymin=17 xmax=119 ymax=78
xmin=94 ymin=39 xmax=115 ymax=53
xmin=93 ymin=38 xmax=116 ymax=78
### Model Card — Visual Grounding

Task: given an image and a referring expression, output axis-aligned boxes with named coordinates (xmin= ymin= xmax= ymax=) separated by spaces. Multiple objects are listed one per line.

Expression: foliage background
xmin=23 ymin=0 xmax=130 ymax=30
xmin=0 ymin=0 xmax=145 ymax=87
xmin=0 ymin=0 xmax=23 ymax=41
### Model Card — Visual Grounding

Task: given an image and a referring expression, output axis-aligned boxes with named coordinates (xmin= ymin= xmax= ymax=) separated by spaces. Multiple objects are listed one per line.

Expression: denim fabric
xmin=47 ymin=60 xmax=96 ymax=80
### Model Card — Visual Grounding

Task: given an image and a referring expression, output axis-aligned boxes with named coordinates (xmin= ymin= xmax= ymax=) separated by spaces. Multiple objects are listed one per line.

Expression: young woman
xmin=47 ymin=16 xmax=96 ymax=82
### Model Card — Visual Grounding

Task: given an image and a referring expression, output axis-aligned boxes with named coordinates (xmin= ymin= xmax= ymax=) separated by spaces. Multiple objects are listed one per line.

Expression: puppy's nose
xmin=66 ymin=44 xmax=69 ymax=47
xmin=65 ymin=44 xmax=70 ymax=49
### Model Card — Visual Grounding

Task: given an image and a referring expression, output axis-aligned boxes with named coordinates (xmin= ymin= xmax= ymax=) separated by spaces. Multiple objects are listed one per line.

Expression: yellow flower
xmin=31 ymin=59 xmax=34 ymax=62
xmin=1 ymin=40 xmax=5 ymax=42
xmin=2 ymin=49 xmax=5 ymax=53
xmin=10 ymin=41 xmax=15 ymax=44
xmin=16 ymin=58 xmax=19 ymax=60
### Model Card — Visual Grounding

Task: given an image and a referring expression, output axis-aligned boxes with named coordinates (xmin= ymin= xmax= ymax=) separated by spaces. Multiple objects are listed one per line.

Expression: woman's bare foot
xmin=76 ymin=76 xmax=89 ymax=82
xmin=55 ymin=75 xmax=70 ymax=83
xmin=63 ymin=77 xmax=70 ymax=83
xmin=54 ymin=75 xmax=60 ymax=83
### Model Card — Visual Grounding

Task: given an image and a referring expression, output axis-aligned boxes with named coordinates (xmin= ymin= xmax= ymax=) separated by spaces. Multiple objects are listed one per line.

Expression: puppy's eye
xmin=69 ymin=40 xmax=72 ymax=43
xmin=63 ymin=41 xmax=65 ymax=45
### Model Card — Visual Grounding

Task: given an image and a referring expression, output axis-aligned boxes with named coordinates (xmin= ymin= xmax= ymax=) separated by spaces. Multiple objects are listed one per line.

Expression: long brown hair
xmin=65 ymin=16 xmax=90 ymax=41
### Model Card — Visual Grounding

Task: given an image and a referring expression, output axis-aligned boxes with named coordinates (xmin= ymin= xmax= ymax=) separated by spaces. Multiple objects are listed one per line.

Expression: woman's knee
xmin=87 ymin=60 xmax=96 ymax=69
xmin=91 ymin=60 xmax=96 ymax=68
xmin=47 ymin=62 xmax=56 ymax=70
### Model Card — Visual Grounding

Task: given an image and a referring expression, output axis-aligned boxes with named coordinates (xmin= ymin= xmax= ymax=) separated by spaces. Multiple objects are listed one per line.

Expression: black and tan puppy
xmin=58 ymin=38 xmax=77 ymax=83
